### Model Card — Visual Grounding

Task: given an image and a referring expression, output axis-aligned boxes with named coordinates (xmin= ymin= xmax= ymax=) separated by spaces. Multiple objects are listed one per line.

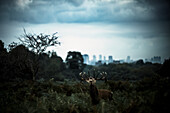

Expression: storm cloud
xmin=136 ymin=0 xmax=170 ymax=21
xmin=0 ymin=0 xmax=169 ymax=24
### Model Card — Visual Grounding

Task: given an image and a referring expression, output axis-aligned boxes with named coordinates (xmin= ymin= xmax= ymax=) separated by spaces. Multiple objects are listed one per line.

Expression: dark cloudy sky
xmin=0 ymin=0 xmax=170 ymax=61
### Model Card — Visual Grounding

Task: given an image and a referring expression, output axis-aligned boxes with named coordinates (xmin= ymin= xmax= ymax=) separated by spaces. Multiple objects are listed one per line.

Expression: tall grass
xmin=0 ymin=77 xmax=169 ymax=113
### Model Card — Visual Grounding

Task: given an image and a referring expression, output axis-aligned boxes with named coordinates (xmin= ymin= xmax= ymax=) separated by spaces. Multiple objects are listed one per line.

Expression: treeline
xmin=84 ymin=59 xmax=170 ymax=81
xmin=87 ymin=63 xmax=161 ymax=81
xmin=0 ymin=40 xmax=63 ymax=81
xmin=0 ymin=39 xmax=86 ymax=82
xmin=1 ymin=39 xmax=170 ymax=82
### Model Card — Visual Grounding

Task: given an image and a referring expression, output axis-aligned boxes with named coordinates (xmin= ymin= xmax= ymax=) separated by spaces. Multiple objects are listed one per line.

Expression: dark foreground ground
xmin=0 ymin=76 xmax=169 ymax=113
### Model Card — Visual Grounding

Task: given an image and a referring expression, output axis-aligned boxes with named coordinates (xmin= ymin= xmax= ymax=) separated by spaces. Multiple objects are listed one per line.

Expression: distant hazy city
xmin=82 ymin=54 xmax=162 ymax=65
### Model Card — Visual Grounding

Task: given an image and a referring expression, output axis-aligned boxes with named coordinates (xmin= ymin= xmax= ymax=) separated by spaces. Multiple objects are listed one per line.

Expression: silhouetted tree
xmin=159 ymin=58 xmax=170 ymax=78
xmin=19 ymin=29 xmax=60 ymax=55
xmin=64 ymin=51 xmax=84 ymax=79
xmin=8 ymin=42 xmax=18 ymax=51
xmin=8 ymin=45 xmax=34 ymax=80
xmin=136 ymin=59 xmax=144 ymax=65
xmin=0 ymin=40 xmax=7 ymax=52
xmin=0 ymin=40 xmax=8 ymax=81
xmin=38 ymin=52 xmax=65 ymax=80
xmin=65 ymin=51 xmax=84 ymax=70
xmin=18 ymin=29 xmax=61 ymax=80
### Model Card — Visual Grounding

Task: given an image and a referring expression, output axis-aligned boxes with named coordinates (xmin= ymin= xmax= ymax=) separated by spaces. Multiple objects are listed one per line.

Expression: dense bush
xmin=0 ymin=77 xmax=169 ymax=113
xmin=87 ymin=62 xmax=161 ymax=81
xmin=0 ymin=40 xmax=65 ymax=81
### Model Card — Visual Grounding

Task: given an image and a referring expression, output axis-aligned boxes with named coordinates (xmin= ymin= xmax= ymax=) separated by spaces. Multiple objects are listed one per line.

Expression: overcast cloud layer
xmin=0 ymin=0 xmax=169 ymax=23
xmin=0 ymin=0 xmax=170 ymax=60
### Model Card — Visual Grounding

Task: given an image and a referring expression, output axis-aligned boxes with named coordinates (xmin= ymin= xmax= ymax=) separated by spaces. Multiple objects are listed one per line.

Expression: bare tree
xmin=19 ymin=29 xmax=60 ymax=55
xmin=18 ymin=29 xmax=61 ymax=80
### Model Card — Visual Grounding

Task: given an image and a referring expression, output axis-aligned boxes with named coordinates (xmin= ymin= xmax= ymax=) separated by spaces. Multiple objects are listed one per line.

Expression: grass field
xmin=0 ymin=75 xmax=169 ymax=113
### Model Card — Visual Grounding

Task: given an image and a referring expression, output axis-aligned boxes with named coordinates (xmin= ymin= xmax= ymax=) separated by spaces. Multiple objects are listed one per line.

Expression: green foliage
xmin=0 ymin=77 xmax=169 ymax=113
xmin=159 ymin=58 xmax=170 ymax=78
xmin=87 ymin=62 xmax=161 ymax=81
xmin=38 ymin=53 xmax=65 ymax=80
xmin=136 ymin=59 xmax=144 ymax=65
xmin=0 ymin=40 xmax=65 ymax=81
xmin=18 ymin=30 xmax=61 ymax=80
xmin=65 ymin=51 xmax=84 ymax=70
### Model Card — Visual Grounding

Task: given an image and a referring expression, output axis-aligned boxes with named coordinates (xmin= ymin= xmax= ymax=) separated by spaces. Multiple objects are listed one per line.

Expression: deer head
xmin=79 ymin=71 xmax=112 ymax=105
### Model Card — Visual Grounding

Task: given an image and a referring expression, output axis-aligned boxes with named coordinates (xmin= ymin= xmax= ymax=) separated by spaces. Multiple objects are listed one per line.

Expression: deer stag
xmin=79 ymin=71 xmax=113 ymax=105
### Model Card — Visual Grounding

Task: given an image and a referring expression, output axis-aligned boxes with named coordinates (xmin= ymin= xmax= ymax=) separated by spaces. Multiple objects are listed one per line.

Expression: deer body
xmin=80 ymin=71 xmax=113 ymax=105
xmin=89 ymin=83 xmax=100 ymax=105
xmin=89 ymin=82 xmax=113 ymax=105
xmin=98 ymin=89 xmax=113 ymax=100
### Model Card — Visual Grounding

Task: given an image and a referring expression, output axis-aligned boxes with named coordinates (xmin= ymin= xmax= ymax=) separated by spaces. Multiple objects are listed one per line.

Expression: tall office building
xmin=104 ymin=56 xmax=106 ymax=61
xmin=108 ymin=56 xmax=113 ymax=63
xmin=90 ymin=55 xmax=97 ymax=65
xmin=99 ymin=54 xmax=102 ymax=61
xmin=83 ymin=54 xmax=89 ymax=64
xmin=103 ymin=56 xmax=106 ymax=63
xmin=93 ymin=55 xmax=96 ymax=62
xmin=126 ymin=56 xmax=130 ymax=63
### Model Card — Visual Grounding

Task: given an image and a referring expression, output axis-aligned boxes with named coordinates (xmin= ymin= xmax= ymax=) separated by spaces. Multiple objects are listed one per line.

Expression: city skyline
xmin=83 ymin=53 xmax=163 ymax=65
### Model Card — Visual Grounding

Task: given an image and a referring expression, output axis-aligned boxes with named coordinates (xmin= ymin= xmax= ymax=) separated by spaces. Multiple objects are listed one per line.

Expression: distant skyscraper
xmin=83 ymin=54 xmax=89 ymax=64
xmin=99 ymin=54 xmax=102 ymax=61
xmin=90 ymin=55 xmax=97 ymax=65
xmin=103 ymin=56 xmax=106 ymax=63
xmin=104 ymin=56 xmax=106 ymax=61
xmin=93 ymin=55 xmax=96 ymax=62
xmin=126 ymin=56 xmax=130 ymax=63
xmin=108 ymin=56 xmax=113 ymax=63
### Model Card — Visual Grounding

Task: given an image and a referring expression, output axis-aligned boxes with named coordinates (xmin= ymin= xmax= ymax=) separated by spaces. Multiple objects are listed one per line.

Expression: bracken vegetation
xmin=0 ymin=76 xmax=169 ymax=113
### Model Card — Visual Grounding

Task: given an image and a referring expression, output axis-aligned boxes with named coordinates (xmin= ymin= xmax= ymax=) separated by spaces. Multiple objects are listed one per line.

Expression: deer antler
xmin=79 ymin=70 xmax=112 ymax=105
xmin=79 ymin=72 xmax=89 ymax=82
xmin=80 ymin=71 xmax=96 ymax=84
xmin=96 ymin=72 xmax=107 ymax=82
xmin=79 ymin=70 xmax=108 ymax=83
